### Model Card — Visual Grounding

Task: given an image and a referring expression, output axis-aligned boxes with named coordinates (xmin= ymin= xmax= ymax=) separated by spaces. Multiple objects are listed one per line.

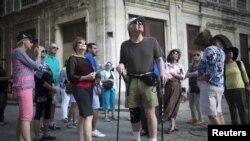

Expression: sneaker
xmin=49 ymin=124 xmax=61 ymax=130
xmin=66 ymin=123 xmax=77 ymax=129
xmin=92 ymin=129 xmax=106 ymax=138
xmin=61 ymin=118 xmax=68 ymax=123
xmin=0 ymin=121 xmax=8 ymax=126
xmin=105 ymin=118 xmax=111 ymax=122
xmin=40 ymin=135 xmax=56 ymax=140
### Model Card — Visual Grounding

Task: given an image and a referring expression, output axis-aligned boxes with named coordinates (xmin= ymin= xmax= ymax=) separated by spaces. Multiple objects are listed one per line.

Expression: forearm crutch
xmin=246 ymin=89 xmax=250 ymax=124
xmin=116 ymin=74 xmax=122 ymax=141
xmin=161 ymin=79 xmax=165 ymax=141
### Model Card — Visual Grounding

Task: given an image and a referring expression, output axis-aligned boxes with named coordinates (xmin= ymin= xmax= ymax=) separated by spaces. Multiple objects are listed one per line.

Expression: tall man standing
xmin=85 ymin=43 xmax=106 ymax=138
xmin=44 ymin=43 xmax=61 ymax=130
xmin=116 ymin=16 xmax=167 ymax=141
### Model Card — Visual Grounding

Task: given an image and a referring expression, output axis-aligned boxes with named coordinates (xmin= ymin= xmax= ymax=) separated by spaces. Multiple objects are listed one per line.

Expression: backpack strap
xmin=236 ymin=61 xmax=245 ymax=83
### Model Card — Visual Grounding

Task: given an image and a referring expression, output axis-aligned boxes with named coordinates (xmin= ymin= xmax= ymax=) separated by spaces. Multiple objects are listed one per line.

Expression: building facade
xmin=1 ymin=0 xmax=250 ymax=96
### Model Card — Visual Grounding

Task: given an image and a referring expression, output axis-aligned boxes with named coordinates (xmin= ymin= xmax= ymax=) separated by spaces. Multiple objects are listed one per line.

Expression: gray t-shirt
xmin=119 ymin=37 xmax=161 ymax=74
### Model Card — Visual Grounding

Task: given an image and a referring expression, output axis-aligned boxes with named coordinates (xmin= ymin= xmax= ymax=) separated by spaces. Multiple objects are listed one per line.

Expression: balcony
xmin=0 ymin=0 xmax=47 ymax=16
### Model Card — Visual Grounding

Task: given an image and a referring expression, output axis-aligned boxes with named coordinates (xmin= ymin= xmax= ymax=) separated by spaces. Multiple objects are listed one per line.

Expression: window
xmin=237 ymin=0 xmax=246 ymax=10
xmin=218 ymin=0 xmax=231 ymax=6
xmin=5 ymin=0 xmax=13 ymax=13
xmin=186 ymin=24 xmax=200 ymax=63
xmin=62 ymin=20 xmax=86 ymax=62
xmin=0 ymin=0 xmax=4 ymax=15
xmin=14 ymin=0 xmax=21 ymax=10
xmin=207 ymin=0 xmax=231 ymax=7
xmin=143 ymin=0 xmax=166 ymax=3
xmin=21 ymin=0 xmax=39 ymax=7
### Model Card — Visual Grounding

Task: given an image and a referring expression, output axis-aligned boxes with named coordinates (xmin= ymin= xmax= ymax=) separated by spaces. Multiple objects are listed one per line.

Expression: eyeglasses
xmin=193 ymin=54 xmax=200 ymax=56
xmin=131 ymin=20 xmax=144 ymax=25
xmin=171 ymin=51 xmax=178 ymax=55
xmin=41 ymin=50 xmax=47 ymax=53
xmin=78 ymin=41 xmax=86 ymax=45
xmin=52 ymin=46 xmax=59 ymax=50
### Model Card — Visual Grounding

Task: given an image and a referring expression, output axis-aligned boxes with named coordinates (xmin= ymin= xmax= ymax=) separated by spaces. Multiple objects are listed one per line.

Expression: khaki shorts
xmin=125 ymin=78 xmax=158 ymax=108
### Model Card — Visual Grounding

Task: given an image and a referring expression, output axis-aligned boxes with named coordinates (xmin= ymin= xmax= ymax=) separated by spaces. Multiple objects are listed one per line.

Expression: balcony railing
xmin=199 ymin=0 xmax=248 ymax=13
xmin=237 ymin=0 xmax=247 ymax=10
xmin=0 ymin=0 xmax=47 ymax=16
xmin=21 ymin=0 xmax=39 ymax=7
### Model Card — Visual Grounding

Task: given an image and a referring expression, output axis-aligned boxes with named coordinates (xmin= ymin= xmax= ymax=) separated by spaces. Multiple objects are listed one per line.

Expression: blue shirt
xmin=197 ymin=45 xmax=225 ymax=87
xmin=85 ymin=52 xmax=99 ymax=72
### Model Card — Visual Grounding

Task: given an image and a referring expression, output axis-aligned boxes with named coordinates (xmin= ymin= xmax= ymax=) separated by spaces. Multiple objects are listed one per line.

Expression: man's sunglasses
xmin=131 ymin=20 xmax=144 ymax=25
xmin=51 ymin=46 xmax=59 ymax=50
xmin=78 ymin=41 xmax=87 ymax=45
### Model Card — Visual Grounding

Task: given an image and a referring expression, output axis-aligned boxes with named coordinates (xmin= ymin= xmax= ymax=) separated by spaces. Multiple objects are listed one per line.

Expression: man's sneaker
xmin=61 ymin=118 xmax=68 ymax=123
xmin=0 ymin=121 xmax=8 ymax=126
xmin=40 ymin=135 xmax=56 ymax=140
xmin=49 ymin=124 xmax=61 ymax=130
xmin=66 ymin=123 xmax=77 ymax=129
xmin=92 ymin=129 xmax=106 ymax=138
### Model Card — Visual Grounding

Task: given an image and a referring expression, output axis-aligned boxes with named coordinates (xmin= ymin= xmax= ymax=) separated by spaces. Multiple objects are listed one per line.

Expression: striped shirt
xmin=11 ymin=47 xmax=40 ymax=90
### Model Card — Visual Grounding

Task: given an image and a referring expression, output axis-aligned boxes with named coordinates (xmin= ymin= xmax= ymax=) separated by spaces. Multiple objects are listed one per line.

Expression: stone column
xmin=54 ymin=25 xmax=63 ymax=68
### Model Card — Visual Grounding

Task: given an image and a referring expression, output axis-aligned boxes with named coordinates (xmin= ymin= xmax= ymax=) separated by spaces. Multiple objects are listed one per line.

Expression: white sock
xmin=148 ymin=138 xmax=157 ymax=141
xmin=133 ymin=131 xmax=141 ymax=141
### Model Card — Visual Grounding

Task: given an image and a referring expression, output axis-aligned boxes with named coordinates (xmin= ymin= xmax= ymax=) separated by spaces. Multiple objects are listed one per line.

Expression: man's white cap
xmin=127 ymin=16 xmax=145 ymax=31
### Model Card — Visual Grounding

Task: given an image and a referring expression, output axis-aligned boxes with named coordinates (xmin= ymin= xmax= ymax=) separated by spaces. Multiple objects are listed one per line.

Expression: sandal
xmin=165 ymin=128 xmax=178 ymax=134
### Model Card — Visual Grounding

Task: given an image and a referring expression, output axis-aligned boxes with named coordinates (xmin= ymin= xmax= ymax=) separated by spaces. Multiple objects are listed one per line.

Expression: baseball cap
xmin=127 ymin=16 xmax=145 ymax=30
xmin=16 ymin=32 xmax=38 ymax=44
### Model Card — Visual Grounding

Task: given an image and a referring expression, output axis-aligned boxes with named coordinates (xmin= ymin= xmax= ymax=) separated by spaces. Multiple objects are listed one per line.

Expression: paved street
xmin=0 ymin=97 xmax=231 ymax=141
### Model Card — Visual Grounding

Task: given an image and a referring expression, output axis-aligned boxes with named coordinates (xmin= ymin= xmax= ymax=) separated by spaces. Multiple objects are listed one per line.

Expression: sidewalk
xmin=0 ymin=97 xmax=231 ymax=141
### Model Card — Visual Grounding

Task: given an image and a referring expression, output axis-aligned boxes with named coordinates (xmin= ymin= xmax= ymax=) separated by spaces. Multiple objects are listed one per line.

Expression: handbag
xmin=102 ymin=73 xmax=114 ymax=89
xmin=102 ymin=80 xmax=113 ymax=89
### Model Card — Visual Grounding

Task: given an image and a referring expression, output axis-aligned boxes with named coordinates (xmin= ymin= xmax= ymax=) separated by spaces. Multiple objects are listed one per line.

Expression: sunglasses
xmin=78 ymin=41 xmax=87 ymax=45
xmin=131 ymin=20 xmax=144 ymax=25
xmin=52 ymin=46 xmax=59 ymax=50
xmin=171 ymin=51 xmax=179 ymax=55
xmin=193 ymin=54 xmax=200 ymax=56
xmin=41 ymin=50 xmax=47 ymax=53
